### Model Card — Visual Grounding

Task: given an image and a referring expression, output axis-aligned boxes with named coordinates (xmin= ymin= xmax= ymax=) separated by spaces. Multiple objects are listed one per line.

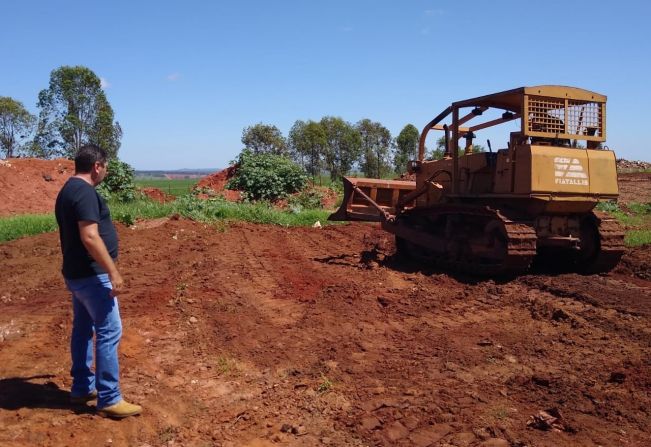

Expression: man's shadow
xmin=0 ymin=375 xmax=93 ymax=414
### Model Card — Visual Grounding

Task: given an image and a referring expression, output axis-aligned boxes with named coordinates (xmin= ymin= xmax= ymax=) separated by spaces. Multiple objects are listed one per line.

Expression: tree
xmin=356 ymin=119 xmax=392 ymax=178
xmin=241 ymin=123 xmax=287 ymax=155
xmin=428 ymin=136 xmax=485 ymax=160
xmin=287 ymin=120 xmax=327 ymax=179
xmin=393 ymin=124 xmax=419 ymax=173
xmin=427 ymin=136 xmax=446 ymax=160
xmin=0 ymin=97 xmax=36 ymax=158
xmin=35 ymin=65 xmax=122 ymax=159
xmin=320 ymin=117 xmax=362 ymax=181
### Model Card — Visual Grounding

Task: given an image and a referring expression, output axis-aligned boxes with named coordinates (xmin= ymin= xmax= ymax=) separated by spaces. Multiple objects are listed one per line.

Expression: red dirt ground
xmin=196 ymin=166 xmax=242 ymax=202
xmin=1 ymin=220 xmax=650 ymax=447
xmin=618 ymin=172 xmax=651 ymax=205
xmin=0 ymin=158 xmax=74 ymax=216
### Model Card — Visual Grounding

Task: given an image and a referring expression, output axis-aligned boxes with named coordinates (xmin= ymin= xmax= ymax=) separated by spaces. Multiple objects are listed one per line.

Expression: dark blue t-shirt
xmin=55 ymin=177 xmax=119 ymax=279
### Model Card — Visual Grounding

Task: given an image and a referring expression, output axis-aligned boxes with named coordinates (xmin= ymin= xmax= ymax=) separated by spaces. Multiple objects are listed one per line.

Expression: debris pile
xmin=617 ymin=159 xmax=651 ymax=172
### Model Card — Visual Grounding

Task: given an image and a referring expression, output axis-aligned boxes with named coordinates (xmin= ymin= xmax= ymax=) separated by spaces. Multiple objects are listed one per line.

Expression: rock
xmin=189 ymin=316 xmax=198 ymax=324
xmin=360 ymin=416 xmax=382 ymax=431
xmin=384 ymin=421 xmax=409 ymax=442
xmin=402 ymin=416 xmax=420 ymax=430
xmin=292 ymin=425 xmax=307 ymax=436
xmin=409 ymin=423 xmax=453 ymax=446
xmin=312 ymin=221 xmax=322 ymax=228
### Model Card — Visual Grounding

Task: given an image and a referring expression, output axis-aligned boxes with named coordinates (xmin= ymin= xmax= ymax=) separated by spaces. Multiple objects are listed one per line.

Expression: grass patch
xmin=0 ymin=195 xmax=333 ymax=243
xmin=135 ymin=178 xmax=199 ymax=196
xmin=317 ymin=374 xmax=334 ymax=394
xmin=0 ymin=214 xmax=57 ymax=242
xmin=596 ymin=201 xmax=651 ymax=246
xmin=625 ymin=230 xmax=651 ymax=247
xmin=215 ymin=355 xmax=238 ymax=375
xmin=172 ymin=195 xmax=331 ymax=226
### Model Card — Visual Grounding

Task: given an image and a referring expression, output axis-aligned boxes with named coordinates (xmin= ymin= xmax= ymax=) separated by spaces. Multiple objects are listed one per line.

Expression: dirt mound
xmin=195 ymin=165 xmax=241 ymax=201
xmin=140 ymin=187 xmax=175 ymax=203
xmin=617 ymin=158 xmax=651 ymax=173
xmin=1 ymin=221 xmax=650 ymax=446
xmin=0 ymin=158 xmax=74 ymax=216
xmin=618 ymin=171 xmax=651 ymax=204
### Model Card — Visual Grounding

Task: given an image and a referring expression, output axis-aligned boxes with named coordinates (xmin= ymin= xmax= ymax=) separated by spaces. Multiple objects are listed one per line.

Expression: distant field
xmin=135 ymin=178 xmax=200 ymax=196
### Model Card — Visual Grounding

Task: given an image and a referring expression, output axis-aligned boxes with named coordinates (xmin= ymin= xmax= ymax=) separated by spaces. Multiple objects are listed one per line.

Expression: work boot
xmin=97 ymin=400 xmax=143 ymax=419
xmin=70 ymin=389 xmax=98 ymax=404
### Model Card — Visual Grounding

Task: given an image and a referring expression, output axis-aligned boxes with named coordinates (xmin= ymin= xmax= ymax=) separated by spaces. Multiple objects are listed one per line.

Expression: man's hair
xmin=75 ymin=144 xmax=108 ymax=173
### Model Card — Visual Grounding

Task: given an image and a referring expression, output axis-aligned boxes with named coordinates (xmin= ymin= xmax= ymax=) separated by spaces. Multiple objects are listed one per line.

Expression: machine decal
xmin=554 ymin=157 xmax=589 ymax=186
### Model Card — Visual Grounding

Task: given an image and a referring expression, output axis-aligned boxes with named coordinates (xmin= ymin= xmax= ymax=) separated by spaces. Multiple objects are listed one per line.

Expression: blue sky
xmin=2 ymin=0 xmax=649 ymax=169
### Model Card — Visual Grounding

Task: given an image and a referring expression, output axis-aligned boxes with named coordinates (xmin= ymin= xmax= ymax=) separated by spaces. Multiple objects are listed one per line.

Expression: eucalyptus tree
xmin=320 ymin=116 xmax=362 ymax=181
xmin=241 ymin=123 xmax=287 ymax=155
xmin=288 ymin=119 xmax=327 ymax=179
xmin=356 ymin=118 xmax=392 ymax=178
xmin=394 ymin=124 xmax=419 ymax=173
xmin=36 ymin=65 xmax=121 ymax=158
xmin=0 ymin=97 xmax=35 ymax=158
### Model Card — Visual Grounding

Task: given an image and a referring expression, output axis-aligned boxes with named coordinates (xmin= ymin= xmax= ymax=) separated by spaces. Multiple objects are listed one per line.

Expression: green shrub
xmin=97 ymin=158 xmax=136 ymax=202
xmin=288 ymin=189 xmax=324 ymax=210
xmin=227 ymin=150 xmax=308 ymax=201
xmin=596 ymin=201 xmax=620 ymax=213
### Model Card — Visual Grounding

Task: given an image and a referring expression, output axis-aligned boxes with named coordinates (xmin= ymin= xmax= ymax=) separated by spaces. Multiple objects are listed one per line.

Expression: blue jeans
xmin=65 ymin=273 xmax=122 ymax=408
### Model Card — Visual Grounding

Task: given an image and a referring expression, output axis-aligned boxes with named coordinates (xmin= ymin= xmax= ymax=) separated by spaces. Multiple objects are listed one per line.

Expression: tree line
xmin=0 ymin=65 xmax=122 ymax=160
xmin=241 ymin=119 xmax=486 ymax=180
xmin=241 ymin=120 xmax=423 ymax=180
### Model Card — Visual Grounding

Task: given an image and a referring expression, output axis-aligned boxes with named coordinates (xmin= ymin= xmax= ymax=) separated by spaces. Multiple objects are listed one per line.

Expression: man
xmin=55 ymin=144 xmax=142 ymax=419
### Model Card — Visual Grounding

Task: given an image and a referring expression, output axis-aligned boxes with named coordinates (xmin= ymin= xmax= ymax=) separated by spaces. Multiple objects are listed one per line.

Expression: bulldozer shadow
xmin=379 ymin=251 xmax=518 ymax=285
xmin=0 ymin=375 xmax=93 ymax=414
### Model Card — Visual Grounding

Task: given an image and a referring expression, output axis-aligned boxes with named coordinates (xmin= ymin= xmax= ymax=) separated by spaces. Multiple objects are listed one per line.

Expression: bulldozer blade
xmin=328 ymin=177 xmax=416 ymax=222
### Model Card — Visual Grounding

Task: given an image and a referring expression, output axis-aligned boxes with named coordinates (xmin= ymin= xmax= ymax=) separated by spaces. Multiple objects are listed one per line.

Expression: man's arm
xmin=78 ymin=220 xmax=124 ymax=295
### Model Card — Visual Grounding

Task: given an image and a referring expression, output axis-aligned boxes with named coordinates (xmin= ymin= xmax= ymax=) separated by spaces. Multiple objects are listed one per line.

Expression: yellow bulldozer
xmin=329 ymin=85 xmax=624 ymax=274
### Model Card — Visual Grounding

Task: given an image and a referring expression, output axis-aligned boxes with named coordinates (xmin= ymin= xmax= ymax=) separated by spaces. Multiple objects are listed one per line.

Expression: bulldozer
xmin=329 ymin=85 xmax=624 ymax=275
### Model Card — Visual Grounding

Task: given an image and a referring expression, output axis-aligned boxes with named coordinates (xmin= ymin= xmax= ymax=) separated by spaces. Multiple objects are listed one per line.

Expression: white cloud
xmin=166 ymin=72 xmax=181 ymax=81
xmin=424 ymin=9 xmax=444 ymax=16
xmin=420 ymin=27 xmax=430 ymax=35
xmin=341 ymin=25 xmax=353 ymax=32
xmin=100 ymin=77 xmax=111 ymax=89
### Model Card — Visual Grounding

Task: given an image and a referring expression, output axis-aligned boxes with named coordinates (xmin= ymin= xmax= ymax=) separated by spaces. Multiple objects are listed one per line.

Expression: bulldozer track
xmin=392 ymin=205 xmax=538 ymax=276
xmin=581 ymin=212 xmax=626 ymax=273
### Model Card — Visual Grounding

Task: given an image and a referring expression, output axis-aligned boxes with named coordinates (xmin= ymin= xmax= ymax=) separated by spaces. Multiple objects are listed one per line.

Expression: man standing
xmin=55 ymin=144 xmax=142 ymax=419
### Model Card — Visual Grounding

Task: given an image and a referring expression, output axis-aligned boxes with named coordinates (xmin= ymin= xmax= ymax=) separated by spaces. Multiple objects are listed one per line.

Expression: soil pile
xmin=1 ymin=220 xmax=650 ymax=446
xmin=195 ymin=165 xmax=241 ymax=201
xmin=618 ymin=171 xmax=651 ymax=204
xmin=140 ymin=187 xmax=175 ymax=203
xmin=617 ymin=158 xmax=651 ymax=172
xmin=0 ymin=158 xmax=74 ymax=216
